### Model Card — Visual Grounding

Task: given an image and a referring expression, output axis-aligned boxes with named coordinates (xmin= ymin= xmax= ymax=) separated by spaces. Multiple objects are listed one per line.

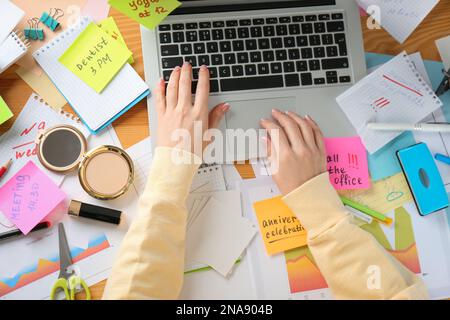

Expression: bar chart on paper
xmin=0 ymin=233 xmax=111 ymax=298
xmin=285 ymin=206 xmax=421 ymax=294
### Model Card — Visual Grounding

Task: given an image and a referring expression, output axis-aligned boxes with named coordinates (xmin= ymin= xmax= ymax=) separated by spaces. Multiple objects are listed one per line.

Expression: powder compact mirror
xmin=36 ymin=125 xmax=134 ymax=200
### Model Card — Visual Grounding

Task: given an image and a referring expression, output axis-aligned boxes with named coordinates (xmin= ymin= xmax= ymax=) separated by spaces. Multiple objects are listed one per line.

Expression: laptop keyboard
xmin=158 ymin=12 xmax=352 ymax=94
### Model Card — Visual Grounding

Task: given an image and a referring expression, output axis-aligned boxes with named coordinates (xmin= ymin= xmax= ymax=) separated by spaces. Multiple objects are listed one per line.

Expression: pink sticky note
xmin=359 ymin=7 xmax=367 ymax=17
xmin=0 ymin=161 xmax=66 ymax=234
xmin=82 ymin=0 xmax=111 ymax=22
xmin=324 ymin=137 xmax=370 ymax=190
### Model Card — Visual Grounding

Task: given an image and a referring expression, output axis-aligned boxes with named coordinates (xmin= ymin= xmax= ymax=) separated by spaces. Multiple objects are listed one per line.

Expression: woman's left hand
xmin=153 ymin=62 xmax=230 ymax=158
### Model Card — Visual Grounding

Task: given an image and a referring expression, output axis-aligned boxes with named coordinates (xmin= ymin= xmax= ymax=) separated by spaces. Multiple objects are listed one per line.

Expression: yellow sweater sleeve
xmin=282 ymin=173 xmax=429 ymax=300
xmin=102 ymin=147 xmax=200 ymax=300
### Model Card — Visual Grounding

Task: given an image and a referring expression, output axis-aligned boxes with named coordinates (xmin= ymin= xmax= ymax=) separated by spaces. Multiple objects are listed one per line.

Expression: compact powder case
xmin=36 ymin=125 xmax=134 ymax=200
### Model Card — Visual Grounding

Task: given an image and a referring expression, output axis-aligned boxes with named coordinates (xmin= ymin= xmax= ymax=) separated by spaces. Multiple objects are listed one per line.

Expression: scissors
xmin=436 ymin=68 xmax=450 ymax=97
xmin=50 ymin=223 xmax=91 ymax=300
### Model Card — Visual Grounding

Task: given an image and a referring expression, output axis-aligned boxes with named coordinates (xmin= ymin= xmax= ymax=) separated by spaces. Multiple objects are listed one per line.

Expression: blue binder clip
xmin=24 ymin=18 xmax=44 ymax=41
xmin=40 ymin=8 xmax=64 ymax=31
xmin=397 ymin=143 xmax=449 ymax=216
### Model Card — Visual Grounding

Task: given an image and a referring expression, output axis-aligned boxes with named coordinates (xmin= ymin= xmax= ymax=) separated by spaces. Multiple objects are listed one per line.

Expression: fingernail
xmin=174 ymin=66 xmax=181 ymax=71
xmin=221 ymin=103 xmax=230 ymax=111
xmin=305 ymin=115 xmax=312 ymax=120
xmin=184 ymin=61 xmax=191 ymax=66
xmin=200 ymin=64 xmax=208 ymax=70
xmin=261 ymin=118 xmax=267 ymax=122
xmin=272 ymin=109 xmax=279 ymax=114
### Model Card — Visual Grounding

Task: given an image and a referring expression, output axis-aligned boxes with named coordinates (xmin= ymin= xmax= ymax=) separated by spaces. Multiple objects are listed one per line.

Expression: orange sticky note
xmin=253 ymin=196 xmax=307 ymax=255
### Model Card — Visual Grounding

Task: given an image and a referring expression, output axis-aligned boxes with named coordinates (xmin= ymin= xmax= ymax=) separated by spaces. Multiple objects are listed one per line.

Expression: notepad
xmin=59 ymin=22 xmax=132 ymax=93
xmin=0 ymin=31 xmax=29 ymax=74
xmin=337 ymin=52 xmax=443 ymax=154
xmin=357 ymin=0 xmax=439 ymax=44
xmin=98 ymin=17 xmax=134 ymax=64
xmin=0 ymin=93 xmax=90 ymax=187
xmin=33 ymin=16 xmax=149 ymax=134
xmin=0 ymin=0 xmax=24 ymax=45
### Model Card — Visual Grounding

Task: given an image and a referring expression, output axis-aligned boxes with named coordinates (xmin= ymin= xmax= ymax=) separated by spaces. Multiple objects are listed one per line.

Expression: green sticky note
xmin=109 ymin=0 xmax=181 ymax=30
xmin=58 ymin=23 xmax=132 ymax=93
xmin=98 ymin=17 xmax=134 ymax=64
xmin=0 ymin=96 xmax=13 ymax=125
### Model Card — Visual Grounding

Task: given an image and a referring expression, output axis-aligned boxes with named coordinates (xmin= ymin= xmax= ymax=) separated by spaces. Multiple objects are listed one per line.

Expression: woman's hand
xmin=153 ymin=62 xmax=230 ymax=158
xmin=261 ymin=109 xmax=327 ymax=195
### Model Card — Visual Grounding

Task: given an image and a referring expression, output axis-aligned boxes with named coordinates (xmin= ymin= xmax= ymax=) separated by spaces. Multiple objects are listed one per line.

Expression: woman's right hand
xmin=260 ymin=109 xmax=327 ymax=195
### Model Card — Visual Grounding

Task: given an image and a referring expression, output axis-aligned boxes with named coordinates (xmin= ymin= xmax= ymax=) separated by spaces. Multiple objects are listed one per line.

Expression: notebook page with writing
xmin=0 ymin=31 xmax=29 ymax=73
xmin=337 ymin=52 xmax=442 ymax=154
xmin=0 ymin=93 xmax=89 ymax=188
xmin=357 ymin=0 xmax=439 ymax=44
xmin=0 ymin=0 xmax=24 ymax=44
xmin=33 ymin=16 xmax=149 ymax=133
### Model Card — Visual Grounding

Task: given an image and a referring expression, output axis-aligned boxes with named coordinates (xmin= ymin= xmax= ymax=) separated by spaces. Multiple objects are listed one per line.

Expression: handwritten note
xmin=98 ymin=17 xmax=134 ymax=64
xmin=109 ymin=0 xmax=181 ymax=30
xmin=324 ymin=137 xmax=370 ymax=190
xmin=253 ymin=196 xmax=307 ymax=255
xmin=339 ymin=172 xmax=413 ymax=214
xmin=357 ymin=0 xmax=439 ymax=43
xmin=0 ymin=96 xmax=13 ymax=125
xmin=0 ymin=161 xmax=66 ymax=234
xmin=58 ymin=22 xmax=131 ymax=93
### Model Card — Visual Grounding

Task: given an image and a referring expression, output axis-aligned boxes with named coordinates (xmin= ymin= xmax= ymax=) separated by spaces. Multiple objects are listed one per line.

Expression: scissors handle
xmin=50 ymin=278 xmax=70 ymax=300
xmin=69 ymin=275 xmax=91 ymax=300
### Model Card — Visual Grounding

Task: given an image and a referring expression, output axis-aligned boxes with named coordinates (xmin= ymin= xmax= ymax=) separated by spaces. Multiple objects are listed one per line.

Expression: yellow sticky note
xmin=0 ymin=96 xmax=13 ymax=125
xmin=253 ymin=196 xmax=307 ymax=256
xmin=58 ymin=23 xmax=132 ymax=93
xmin=98 ymin=17 xmax=134 ymax=64
xmin=109 ymin=0 xmax=181 ymax=30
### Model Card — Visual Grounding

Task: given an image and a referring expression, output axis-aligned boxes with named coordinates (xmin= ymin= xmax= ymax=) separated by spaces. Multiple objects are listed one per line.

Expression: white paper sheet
xmin=436 ymin=35 xmax=450 ymax=70
xmin=357 ymin=0 xmax=439 ymax=43
xmin=337 ymin=52 xmax=442 ymax=154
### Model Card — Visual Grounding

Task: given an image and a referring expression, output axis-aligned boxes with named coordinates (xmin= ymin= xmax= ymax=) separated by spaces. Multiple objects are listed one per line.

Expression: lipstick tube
xmin=69 ymin=200 xmax=122 ymax=225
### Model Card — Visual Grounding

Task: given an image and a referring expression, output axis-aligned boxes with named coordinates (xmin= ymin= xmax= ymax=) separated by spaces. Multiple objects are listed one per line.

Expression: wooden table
xmin=1 ymin=2 xmax=449 ymax=299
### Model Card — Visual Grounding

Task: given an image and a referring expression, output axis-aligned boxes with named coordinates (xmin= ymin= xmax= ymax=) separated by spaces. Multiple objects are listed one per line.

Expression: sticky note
xmin=58 ymin=22 xmax=132 ymax=93
xmin=109 ymin=0 xmax=181 ymax=30
xmin=98 ymin=17 xmax=134 ymax=64
xmin=325 ymin=137 xmax=370 ymax=190
xmin=253 ymin=196 xmax=307 ymax=256
xmin=0 ymin=161 xmax=66 ymax=235
xmin=368 ymin=132 xmax=416 ymax=181
xmin=0 ymin=96 xmax=13 ymax=125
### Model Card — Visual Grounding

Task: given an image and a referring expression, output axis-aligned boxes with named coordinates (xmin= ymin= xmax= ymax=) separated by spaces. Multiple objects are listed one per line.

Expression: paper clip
xmin=24 ymin=18 xmax=44 ymax=41
xmin=40 ymin=8 xmax=64 ymax=31
xmin=436 ymin=68 xmax=450 ymax=97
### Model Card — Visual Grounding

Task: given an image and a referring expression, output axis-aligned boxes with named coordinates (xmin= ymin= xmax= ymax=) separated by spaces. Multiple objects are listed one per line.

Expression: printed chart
xmin=285 ymin=206 xmax=421 ymax=294
xmin=0 ymin=234 xmax=110 ymax=297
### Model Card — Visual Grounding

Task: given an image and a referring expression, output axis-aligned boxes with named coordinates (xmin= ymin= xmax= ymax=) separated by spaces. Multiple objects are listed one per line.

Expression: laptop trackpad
xmin=225 ymin=97 xmax=297 ymax=130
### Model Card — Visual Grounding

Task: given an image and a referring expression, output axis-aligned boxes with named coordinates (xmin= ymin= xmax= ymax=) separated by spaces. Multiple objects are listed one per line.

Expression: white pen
xmin=367 ymin=123 xmax=450 ymax=133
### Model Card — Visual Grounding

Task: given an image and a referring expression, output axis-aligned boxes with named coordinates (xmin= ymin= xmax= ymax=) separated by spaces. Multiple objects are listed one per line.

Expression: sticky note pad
xmin=109 ymin=0 xmax=181 ymax=30
xmin=325 ymin=137 xmax=370 ymax=190
xmin=0 ymin=161 xmax=66 ymax=235
xmin=0 ymin=96 xmax=13 ymax=125
xmin=98 ymin=17 xmax=134 ymax=64
xmin=253 ymin=196 xmax=307 ymax=255
xmin=58 ymin=22 xmax=132 ymax=93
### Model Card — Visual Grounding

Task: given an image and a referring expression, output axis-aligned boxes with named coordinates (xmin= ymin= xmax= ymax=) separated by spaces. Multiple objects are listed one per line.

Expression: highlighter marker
xmin=0 ymin=159 xmax=12 ymax=180
xmin=68 ymin=200 xmax=122 ymax=225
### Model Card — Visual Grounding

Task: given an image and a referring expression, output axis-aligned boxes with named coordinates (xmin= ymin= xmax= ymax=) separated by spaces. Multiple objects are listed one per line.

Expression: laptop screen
xmin=174 ymin=0 xmax=336 ymax=15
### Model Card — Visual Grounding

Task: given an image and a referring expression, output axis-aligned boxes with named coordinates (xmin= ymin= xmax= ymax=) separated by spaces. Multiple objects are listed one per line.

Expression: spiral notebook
xmin=0 ymin=93 xmax=89 ymax=187
xmin=337 ymin=52 xmax=443 ymax=154
xmin=0 ymin=31 xmax=29 ymax=74
xmin=33 ymin=16 xmax=149 ymax=134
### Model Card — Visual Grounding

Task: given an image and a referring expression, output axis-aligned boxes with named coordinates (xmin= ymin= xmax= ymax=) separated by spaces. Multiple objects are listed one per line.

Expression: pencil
xmin=0 ymin=159 xmax=12 ymax=180
xmin=0 ymin=221 xmax=52 ymax=241
xmin=340 ymin=196 xmax=393 ymax=225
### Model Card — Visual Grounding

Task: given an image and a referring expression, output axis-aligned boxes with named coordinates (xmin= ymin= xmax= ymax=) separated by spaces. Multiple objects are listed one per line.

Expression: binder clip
xmin=24 ymin=18 xmax=44 ymax=41
xmin=436 ymin=68 xmax=450 ymax=97
xmin=40 ymin=8 xmax=64 ymax=31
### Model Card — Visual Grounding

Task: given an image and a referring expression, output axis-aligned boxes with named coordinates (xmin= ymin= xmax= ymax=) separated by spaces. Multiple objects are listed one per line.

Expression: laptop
xmin=142 ymin=0 xmax=366 ymax=161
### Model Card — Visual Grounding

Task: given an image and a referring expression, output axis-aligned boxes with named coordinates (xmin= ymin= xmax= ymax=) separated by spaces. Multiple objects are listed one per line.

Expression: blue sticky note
xmin=368 ymin=132 xmax=416 ymax=181
xmin=365 ymin=52 xmax=450 ymax=181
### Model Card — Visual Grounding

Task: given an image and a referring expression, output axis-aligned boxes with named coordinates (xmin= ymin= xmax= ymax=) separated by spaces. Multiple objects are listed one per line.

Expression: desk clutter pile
xmin=1 ymin=0 xmax=450 ymax=300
